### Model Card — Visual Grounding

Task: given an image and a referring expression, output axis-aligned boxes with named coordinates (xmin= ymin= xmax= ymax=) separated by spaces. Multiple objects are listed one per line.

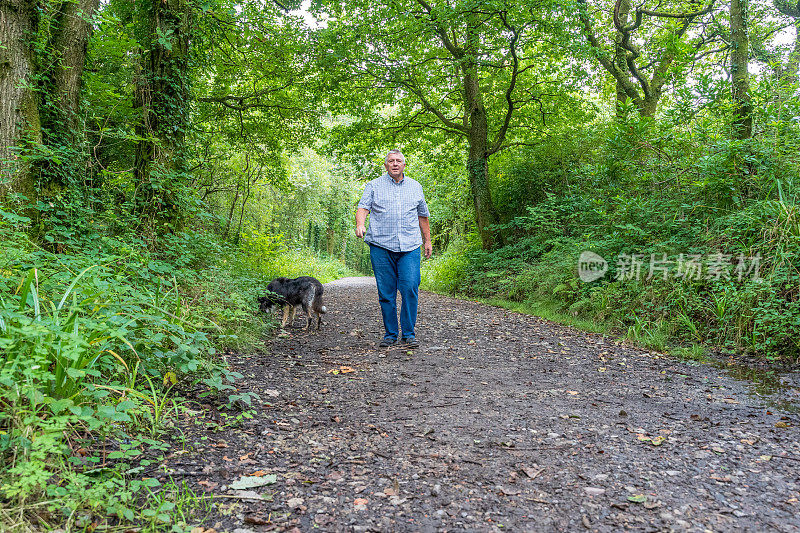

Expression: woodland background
xmin=1 ymin=0 xmax=799 ymax=528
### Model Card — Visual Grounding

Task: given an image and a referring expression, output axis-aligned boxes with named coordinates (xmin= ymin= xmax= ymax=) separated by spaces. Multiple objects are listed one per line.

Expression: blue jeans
xmin=369 ymin=244 xmax=421 ymax=340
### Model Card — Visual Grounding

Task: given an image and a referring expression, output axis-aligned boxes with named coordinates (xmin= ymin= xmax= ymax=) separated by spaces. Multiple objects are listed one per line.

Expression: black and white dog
xmin=258 ymin=276 xmax=327 ymax=330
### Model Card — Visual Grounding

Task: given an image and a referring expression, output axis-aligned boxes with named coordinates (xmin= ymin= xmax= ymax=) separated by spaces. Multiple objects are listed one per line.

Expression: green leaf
xmin=117 ymin=400 xmax=136 ymax=411
xmin=49 ymin=398 xmax=74 ymax=414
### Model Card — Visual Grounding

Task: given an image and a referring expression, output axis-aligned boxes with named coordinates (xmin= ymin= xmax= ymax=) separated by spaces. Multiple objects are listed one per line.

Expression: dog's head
xmin=258 ymin=293 xmax=282 ymax=313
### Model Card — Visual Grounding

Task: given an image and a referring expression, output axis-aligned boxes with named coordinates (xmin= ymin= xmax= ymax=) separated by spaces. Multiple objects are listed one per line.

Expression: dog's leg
xmin=281 ymin=305 xmax=291 ymax=328
xmin=302 ymin=287 xmax=316 ymax=331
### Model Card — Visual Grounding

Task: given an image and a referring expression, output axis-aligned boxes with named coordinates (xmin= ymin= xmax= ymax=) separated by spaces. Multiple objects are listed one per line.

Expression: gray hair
xmin=385 ymin=149 xmax=405 ymax=162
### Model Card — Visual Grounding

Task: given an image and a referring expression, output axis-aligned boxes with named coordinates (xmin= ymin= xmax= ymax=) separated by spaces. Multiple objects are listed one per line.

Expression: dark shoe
xmin=379 ymin=338 xmax=397 ymax=348
xmin=401 ymin=337 xmax=419 ymax=349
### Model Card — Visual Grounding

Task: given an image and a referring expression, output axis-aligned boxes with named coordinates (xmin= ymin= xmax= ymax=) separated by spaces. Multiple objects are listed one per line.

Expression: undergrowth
xmin=423 ymin=117 xmax=800 ymax=362
xmin=0 ymin=212 xmax=352 ymax=530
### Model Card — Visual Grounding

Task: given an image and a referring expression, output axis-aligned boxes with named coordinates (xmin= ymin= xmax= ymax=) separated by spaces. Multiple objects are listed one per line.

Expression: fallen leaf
xmin=328 ymin=366 xmax=356 ymax=374
xmin=233 ymin=490 xmax=264 ymax=500
xmin=775 ymin=422 xmax=790 ymax=428
xmin=251 ymin=470 xmax=271 ymax=477
xmin=521 ymin=466 xmax=544 ymax=479
xmin=628 ymin=494 xmax=647 ymax=503
xmin=197 ymin=480 xmax=218 ymax=491
xmin=244 ymin=514 xmax=270 ymax=525
xmin=230 ymin=475 xmax=278 ymax=490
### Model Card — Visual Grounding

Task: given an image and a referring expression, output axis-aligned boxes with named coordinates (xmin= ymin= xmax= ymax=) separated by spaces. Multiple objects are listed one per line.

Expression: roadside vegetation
xmin=422 ymin=110 xmax=800 ymax=361
xmin=0 ymin=203 xmax=358 ymax=530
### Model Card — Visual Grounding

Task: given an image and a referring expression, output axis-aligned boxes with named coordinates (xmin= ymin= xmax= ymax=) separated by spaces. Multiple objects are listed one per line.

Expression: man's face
xmin=384 ymin=153 xmax=405 ymax=180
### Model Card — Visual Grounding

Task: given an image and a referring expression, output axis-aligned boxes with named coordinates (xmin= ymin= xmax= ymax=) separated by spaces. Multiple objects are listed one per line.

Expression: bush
xmin=424 ymin=111 xmax=800 ymax=362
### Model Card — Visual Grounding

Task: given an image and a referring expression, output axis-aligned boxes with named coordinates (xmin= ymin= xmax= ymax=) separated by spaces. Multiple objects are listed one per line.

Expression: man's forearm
xmin=355 ymin=208 xmax=369 ymax=238
xmin=356 ymin=208 xmax=369 ymax=227
xmin=419 ymin=217 xmax=430 ymax=242
xmin=419 ymin=217 xmax=432 ymax=258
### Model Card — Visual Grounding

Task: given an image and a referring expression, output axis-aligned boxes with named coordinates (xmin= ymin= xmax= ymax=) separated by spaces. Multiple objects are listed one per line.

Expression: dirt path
xmin=170 ymin=278 xmax=800 ymax=532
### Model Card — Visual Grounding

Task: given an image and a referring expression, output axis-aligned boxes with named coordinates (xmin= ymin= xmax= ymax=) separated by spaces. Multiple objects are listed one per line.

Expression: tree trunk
xmin=326 ymin=227 xmax=335 ymax=255
xmin=731 ymin=0 xmax=752 ymax=140
xmin=464 ymin=87 xmax=501 ymax=249
xmin=234 ymin=177 xmax=251 ymax=245
xmin=613 ymin=0 xmax=632 ymax=116
xmin=787 ymin=19 xmax=800 ymax=87
xmin=50 ymin=0 xmax=99 ymax=137
xmin=0 ymin=0 xmax=41 ymax=201
xmin=463 ymin=18 xmax=500 ymax=250
xmin=224 ymin=181 xmax=240 ymax=238
xmin=640 ymin=96 xmax=659 ymax=117
xmin=133 ymin=0 xmax=191 ymax=221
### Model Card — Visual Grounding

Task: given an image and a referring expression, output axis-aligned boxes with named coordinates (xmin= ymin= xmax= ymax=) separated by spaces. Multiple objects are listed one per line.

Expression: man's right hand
xmin=355 ymin=207 xmax=369 ymax=239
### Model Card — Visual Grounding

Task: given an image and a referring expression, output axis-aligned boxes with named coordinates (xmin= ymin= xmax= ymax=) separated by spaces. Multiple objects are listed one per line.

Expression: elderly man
xmin=355 ymin=150 xmax=432 ymax=348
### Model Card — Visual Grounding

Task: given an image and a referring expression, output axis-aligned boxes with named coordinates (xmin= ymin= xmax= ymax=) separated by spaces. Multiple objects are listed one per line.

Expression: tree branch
xmin=774 ymin=0 xmax=800 ymax=18
xmin=489 ymin=11 xmax=520 ymax=155
xmin=415 ymin=0 xmax=464 ymax=58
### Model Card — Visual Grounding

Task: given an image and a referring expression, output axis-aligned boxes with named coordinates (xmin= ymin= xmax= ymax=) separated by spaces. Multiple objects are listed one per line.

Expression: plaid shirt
xmin=358 ymin=173 xmax=430 ymax=252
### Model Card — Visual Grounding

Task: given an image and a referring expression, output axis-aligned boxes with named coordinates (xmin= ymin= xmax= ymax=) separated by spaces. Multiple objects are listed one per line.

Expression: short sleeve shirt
xmin=357 ymin=173 xmax=430 ymax=252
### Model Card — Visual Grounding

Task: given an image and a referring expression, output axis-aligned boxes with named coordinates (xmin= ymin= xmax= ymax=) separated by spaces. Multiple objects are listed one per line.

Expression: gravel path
xmin=168 ymin=279 xmax=800 ymax=532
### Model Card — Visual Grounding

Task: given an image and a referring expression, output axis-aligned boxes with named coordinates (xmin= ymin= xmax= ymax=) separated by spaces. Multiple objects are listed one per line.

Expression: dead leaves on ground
xmin=327 ymin=366 xmax=357 ymax=375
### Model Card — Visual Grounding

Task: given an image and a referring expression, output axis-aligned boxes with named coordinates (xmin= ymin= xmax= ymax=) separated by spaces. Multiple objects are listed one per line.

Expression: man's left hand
xmin=424 ymin=241 xmax=432 ymax=259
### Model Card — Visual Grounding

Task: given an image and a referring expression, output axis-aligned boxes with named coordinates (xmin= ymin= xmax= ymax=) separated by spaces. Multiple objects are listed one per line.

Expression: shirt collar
xmin=384 ymin=172 xmax=405 ymax=184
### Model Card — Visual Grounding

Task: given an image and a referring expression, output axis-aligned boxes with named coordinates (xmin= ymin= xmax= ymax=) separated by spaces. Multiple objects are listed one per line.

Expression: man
xmin=355 ymin=150 xmax=432 ymax=349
